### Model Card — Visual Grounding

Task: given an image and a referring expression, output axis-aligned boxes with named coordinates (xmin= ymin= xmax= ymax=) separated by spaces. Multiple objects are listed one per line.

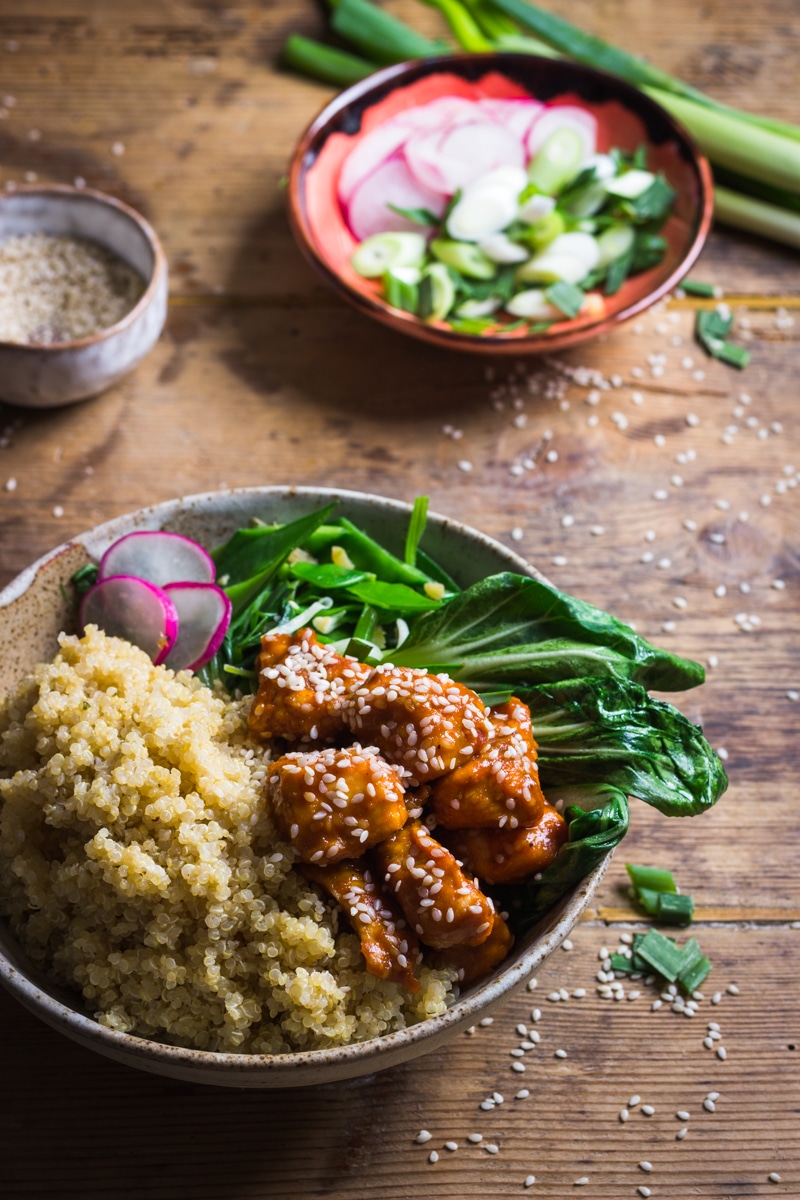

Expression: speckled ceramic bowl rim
xmin=287 ymin=53 xmax=714 ymax=356
xmin=0 ymin=183 xmax=168 ymax=352
xmin=0 ymin=486 xmax=611 ymax=1081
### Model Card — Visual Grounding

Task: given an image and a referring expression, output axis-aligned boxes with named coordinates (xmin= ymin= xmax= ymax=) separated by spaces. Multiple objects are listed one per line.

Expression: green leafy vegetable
xmin=404 ymin=495 xmax=429 ymax=568
xmin=545 ymin=280 xmax=585 ymax=318
xmin=390 ymin=572 xmax=705 ymax=691
xmin=387 ymin=203 xmax=442 ymax=228
xmin=696 ymin=308 xmax=751 ymax=369
xmin=521 ymin=677 xmax=728 ymax=817
xmin=635 ymin=927 xmax=685 ymax=981
xmin=506 ymin=785 xmax=629 ymax=933
xmin=626 ymin=863 xmax=678 ymax=894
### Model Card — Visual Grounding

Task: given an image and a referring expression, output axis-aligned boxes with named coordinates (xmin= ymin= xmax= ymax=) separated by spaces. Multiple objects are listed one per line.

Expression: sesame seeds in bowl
xmin=0 ymin=184 xmax=168 ymax=407
xmin=0 ymin=486 xmax=611 ymax=1087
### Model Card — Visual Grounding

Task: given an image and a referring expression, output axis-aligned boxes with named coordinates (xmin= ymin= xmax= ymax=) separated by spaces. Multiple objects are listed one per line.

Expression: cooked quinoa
xmin=0 ymin=627 xmax=456 ymax=1053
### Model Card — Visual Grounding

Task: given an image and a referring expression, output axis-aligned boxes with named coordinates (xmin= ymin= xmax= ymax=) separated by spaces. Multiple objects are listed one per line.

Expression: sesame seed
xmin=428 ymin=1150 xmax=439 ymax=1164
xmin=727 ymin=983 xmax=740 ymax=995
xmin=444 ymin=1141 xmax=458 ymax=1152
xmin=516 ymin=1089 xmax=530 ymax=1099
xmin=4 ymin=477 xmax=17 ymax=491
xmin=703 ymin=1099 xmax=716 ymax=1113
xmin=524 ymin=1176 xmax=536 ymax=1188
xmin=458 ymin=460 xmax=473 ymax=473
xmin=619 ymin=1109 xmax=629 ymax=1123
xmin=574 ymin=1177 xmax=589 ymax=1186
xmin=416 ymin=1130 xmax=432 ymax=1144
xmin=561 ymin=514 xmax=575 ymax=527
xmin=52 ymin=505 xmax=64 ymax=518
xmin=638 ymin=1188 xmax=652 ymax=1198
xmin=714 ymin=585 xmax=727 ymax=598
xmin=590 ymin=525 xmax=605 ymax=536
xmin=768 ymin=1172 xmax=782 ymax=1183
xmin=641 ymin=1105 xmax=655 ymax=1117
xmin=545 ymin=449 xmax=559 ymax=463
xmin=653 ymin=489 xmax=668 ymax=501
xmin=527 ymin=978 xmax=538 ymax=991
xmin=511 ymin=527 xmax=524 ymax=542
xmin=467 ymin=1133 xmax=482 ymax=1143
xmin=552 ymin=555 xmax=568 ymax=567
xmin=686 ymin=413 xmax=700 ymax=427
xmin=717 ymin=1046 xmax=727 ymax=1060
xmin=512 ymin=1062 xmax=526 ymax=1073
xmin=555 ymin=1049 xmax=567 ymax=1059
xmin=639 ymin=1161 xmax=653 ymax=1172
xmin=486 ymin=1143 xmax=500 ymax=1155
xmin=628 ymin=1095 xmax=641 ymax=1107
xmin=683 ymin=518 xmax=697 ymax=531
xmin=480 ymin=1017 xmax=494 ymax=1026
xmin=787 ymin=690 xmax=799 ymax=702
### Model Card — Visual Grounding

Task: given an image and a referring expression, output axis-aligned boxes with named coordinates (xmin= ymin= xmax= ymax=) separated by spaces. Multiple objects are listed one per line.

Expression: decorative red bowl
xmin=287 ymin=53 xmax=714 ymax=355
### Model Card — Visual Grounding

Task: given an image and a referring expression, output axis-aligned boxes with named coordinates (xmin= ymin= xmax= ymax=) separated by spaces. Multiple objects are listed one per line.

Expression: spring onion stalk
xmin=461 ymin=0 xmax=520 ymax=40
xmin=418 ymin=0 xmax=494 ymax=52
xmin=331 ymin=0 xmax=451 ymax=64
xmin=626 ymin=863 xmax=678 ymax=894
xmin=642 ymin=88 xmax=800 ymax=195
xmin=282 ymin=35 xmax=376 ymax=87
xmin=713 ymin=187 xmax=800 ymax=249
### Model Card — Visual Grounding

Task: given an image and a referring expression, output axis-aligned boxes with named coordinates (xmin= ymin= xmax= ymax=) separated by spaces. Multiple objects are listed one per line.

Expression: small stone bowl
xmin=0 ymin=486 xmax=611 ymax=1088
xmin=0 ymin=184 xmax=168 ymax=408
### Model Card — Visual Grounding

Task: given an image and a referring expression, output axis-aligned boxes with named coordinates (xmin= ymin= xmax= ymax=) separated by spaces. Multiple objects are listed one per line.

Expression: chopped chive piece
xmin=696 ymin=309 xmax=751 ymax=369
xmin=635 ymin=928 xmax=685 ymax=982
xmin=353 ymin=603 xmax=378 ymax=641
xmin=383 ymin=269 xmax=419 ymax=313
xmin=633 ymin=885 xmax=663 ymax=916
xmin=344 ymin=636 xmax=383 ymax=665
xmin=656 ymin=892 xmax=695 ymax=926
xmin=626 ymin=863 xmax=678 ymax=894
xmin=680 ymin=278 xmax=718 ymax=297
xmin=404 ymin=495 xmax=429 ymax=568
xmin=387 ymin=202 xmax=442 ymax=228
xmin=70 ymin=562 xmax=99 ymax=596
xmin=447 ymin=316 xmax=497 ymax=334
xmin=544 ymin=280 xmax=585 ymax=318
xmin=677 ymin=941 xmax=712 ymax=991
xmin=610 ymin=952 xmax=635 ymax=973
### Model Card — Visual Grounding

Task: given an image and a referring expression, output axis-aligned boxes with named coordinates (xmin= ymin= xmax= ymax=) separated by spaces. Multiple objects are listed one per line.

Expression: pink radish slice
xmin=337 ymin=121 xmax=413 ymax=207
xmin=407 ymin=120 xmax=525 ymax=197
xmin=526 ymin=105 xmax=598 ymax=166
xmin=162 ymin=582 xmax=232 ymax=672
xmin=391 ymin=96 xmax=477 ymax=131
xmin=345 ymin=156 xmax=445 ymax=240
xmin=98 ymin=530 xmax=215 ymax=588
xmin=477 ymin=98 xmax=544 ymax=142
xmin=80 ymin=575 xmax=179 ymax=665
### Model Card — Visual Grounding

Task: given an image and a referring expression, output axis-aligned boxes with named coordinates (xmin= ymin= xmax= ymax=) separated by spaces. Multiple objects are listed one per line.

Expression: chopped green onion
xmin=404 ymin=496 xmax=429 ymax=568
xmin=70 ymin=562 xmax=99 ymax=596
xmin=634 ymin=928 xmax=685 ymax=982
xmin=696 ymin=309 xmax=751 ymax=370
xmin=603 ymin=246 xmax=634 ymax=296
xmin=626 ymin=863 xmax=678 ymax=894
xmin=676 ymin=938 xmax=712 ymax=991
xmin=656 ymin=892 xmax=695 ymax=926
xmin=383 ymin=268 xmax=420 ymax=313
xmin=679 ymin=279 xmax=718 ymax=298
xmin=282 ymin=34 xmax=376 ymax=87
xmin=544 ymin=280 xmax=585 ymax=318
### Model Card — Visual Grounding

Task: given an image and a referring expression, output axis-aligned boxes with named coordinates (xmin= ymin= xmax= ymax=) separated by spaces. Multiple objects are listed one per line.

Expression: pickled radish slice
xmin=162 ymin=582 xmax=232 ymax=672
xmin=80 ymin=576 xmax=179 ymax=665
xmin=337 ymin=122 xmax=412 ymax=207
xmin=526 ymin=106 xmax=597 ymax=167
xmin=98 ymin=530 xmax=215 ymax=588
xmin=345 ymin=157 xmax=444 ymax=240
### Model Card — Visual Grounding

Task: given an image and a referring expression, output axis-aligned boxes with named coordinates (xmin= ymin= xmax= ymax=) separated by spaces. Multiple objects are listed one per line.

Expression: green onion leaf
xmin=696 ymin=309 xmax=751 ymax=369
xmin=331 ymin=0 xmax=451 ymax=63
xmin=387 ymin=203 xmax=442 ymax=228
xmin=603 ymin=246 xmax=634 ymax=295
xmin=680 ymin=278 xmax=718 ymax=298
xmin=282 ymin=34 xmax=376 ymax=87
xmin=404 ymin=495 xmax=429 ymax=568
xmin=626 ymin=863 xmax=678 ymax=894
xmin=676 ymin=939 xmax=712 ymax=991
xmin=544 ymin=280 xmax=585 ymax=318
xmin=656 ymin=892 xmax=695 ymax=926
xmin=635 ymin=928 xmax=685 ymax=982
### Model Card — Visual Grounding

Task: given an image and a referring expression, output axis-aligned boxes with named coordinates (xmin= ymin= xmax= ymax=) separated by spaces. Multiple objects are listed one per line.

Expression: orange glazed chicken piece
xmin=343 ymin=665 xmax=493 ymax=784
xmin=445 ymin=803 xmax=568 ymax=885
xmin=432 ymin=912 xmax=514 ymax=986
xmin=430 ymin=697 xmax=545 ymax=832
xmin=300 ymin=861 xmax=422 ymax=992
xmin=267 ymin=744 xmax=409 ymax=865
xmin=248 ymin=627 xmax=371 ymax=744
xmin=373 ymin=821 xmax=495 ymax=950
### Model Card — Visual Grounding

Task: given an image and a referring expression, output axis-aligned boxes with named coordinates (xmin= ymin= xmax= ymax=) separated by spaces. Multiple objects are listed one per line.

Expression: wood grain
xmin=0 ymin=1 xmax=798 ymax=1196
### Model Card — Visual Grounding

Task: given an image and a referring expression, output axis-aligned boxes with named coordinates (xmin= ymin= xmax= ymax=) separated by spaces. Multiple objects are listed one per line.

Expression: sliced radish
xmin=337 ymin=122 xmax=413 ymax=207
xmin=345 ymin=156 xmax=445 ymax=241
xmin=392 ymin=96 xmax=478 ymax=131
xmin=405 ymin=119 xmax=524 ymax=197
xmin=98 ymin=530 xmax=215 ymax=588
xmin=478 ymin=232 xmax=529 ymax=264
xmin=477 ymin=98 xmax=544 ymax=142
xmin=80 ymin=575 xmax=179 ymax=665
xmin=526 ymin=106 xmax=597 ymax=171
xmin=162 ymin=582 xmax=232 ymax=672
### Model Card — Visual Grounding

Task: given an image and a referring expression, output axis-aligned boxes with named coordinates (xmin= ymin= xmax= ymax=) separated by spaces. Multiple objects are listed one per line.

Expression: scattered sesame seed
xmin=590 ymin=525 xmax=605 ymax=536
xmin=768 ymin=1172 xmax=782 ymax=1183
xmin=727 ymin=983 xmax=740 ymax=995
xmin=480 ymin=1017 xmax=494 ymax=1026
xmin=416 ymin=1130 xmax=432 ymax=1143
xmin=703 ymin=1099 xmax=716 ymax=1113
xmin=458 ymin=460 xmax=473 ymax=473
xmin=552 ymin=555 xmax=568 ymax=567
xmin=574 ymin=1177 xmax=589 ymax=1186
xmin=676 ymin=1127 xmax=688 ymax=1140
xmin=4 ymin=477 xmax=17 ymax=491
xmin=619 ymin=1109 xmax=629 ymax=1123
xmin=516 ymin=1089 xmax=530 ymax=1099
xmin=555 ymin=1049 xmax=568 ymax=1059
xmin=52 ymin=505 xmax=64 ymax=518
xmin=639 ymin=1161 xmax=653 ymax=1172
xmin=486 ymin=1143 xmax=500 ymax=1155
xmin=524 ymin=1175 xmax=536 ymax=1188
xmin=562 ymin=938 xmax=574 ymax=951
xmin=686 ymin=413 xmax=700 ymax=427
xmin=714 ymin=585 xmax=727 ymax=598
xmin=511 ymin=527 xmax=524 ymax=542
xmin=545 ymin=449 xmax=559 ymax=463
xmin=638 ymin=1188 xmax=652 ymax=1198
xmin=629 ymin=1095 xmax=641 ymax=1107
xmin=653 ymin=489 xmax=668 ymax=501
xmin=512 ymin=1062 xmax=526 ymax=1073
xmin=717 ymin=1046 xmax=727 ymax=1060
xmin=787 ymin=690 xmax=799 ymax=702
xmin=467 ymin=1133 xmax=482 ymax=1143
xmin=428 ymin=1150 xmax=439 ymax=1164
xmin=673 ymin=596 xmax=687 ymax=609
xmin=717 ymin=747 xmax=729 ymax=761
xmin=527 ymin=978 xmax=538 ymax=991
xmin=444 ymin=1141 xmax=458 ymax=1152
xmin=654 ymin=434 xmax=666 ymax=447
xmin=561 ymin=514 xmax=575 ymax=528
xmin=111 ymin=141 xmax=125 ymax=156
xmin=677 ymin=1111 xmax=691 ymax=1121
xmin=772 ymin=579 xmax=785 ymax=590
xmin=657 ymin=558 xmax=672 ymax=570
xmin=641 ymin=1105 xmax=655 ymax=1117
xmin=683 ymin=518 xmax=697 ymax=532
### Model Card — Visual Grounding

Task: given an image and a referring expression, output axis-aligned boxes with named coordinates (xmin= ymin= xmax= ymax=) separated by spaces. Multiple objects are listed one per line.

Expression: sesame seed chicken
xmin=342 ymin=664 xmax=493 ymax=784
xmin=248 ymin=627 xmax=372 ymax=744
xmin=430 ymin=697 xmax=545 ymax=830
xmin=267 ymin=744 xmax=409 ymax=865
xmin=445 ymin=803 xmax=568 ymax=885
xmin=373 ymin=821 xmax=495 ymax=951
xmin=299 ymin=860 xmax=422 ymax=992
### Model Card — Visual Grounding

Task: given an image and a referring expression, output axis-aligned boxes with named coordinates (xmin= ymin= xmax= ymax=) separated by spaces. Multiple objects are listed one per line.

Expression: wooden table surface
xmin=1 ymin=2 xmax=798 ymax=1196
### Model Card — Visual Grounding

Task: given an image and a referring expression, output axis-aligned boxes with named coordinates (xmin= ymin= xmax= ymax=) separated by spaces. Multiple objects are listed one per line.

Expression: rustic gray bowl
xmin=0 ymin=487 xmax=610 ymax=1087
xmin=0 ymin=184 xmax=168 ymax=408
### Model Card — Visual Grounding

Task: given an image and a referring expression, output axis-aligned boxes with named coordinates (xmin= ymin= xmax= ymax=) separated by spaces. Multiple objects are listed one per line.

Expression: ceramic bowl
xmin=288 ymin=54 xmax=713 ymax=356
xmin=0 ymin=184 xmax=168 ymax=408
xmin=0 ymin=487 xmax=610 ymax=1088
